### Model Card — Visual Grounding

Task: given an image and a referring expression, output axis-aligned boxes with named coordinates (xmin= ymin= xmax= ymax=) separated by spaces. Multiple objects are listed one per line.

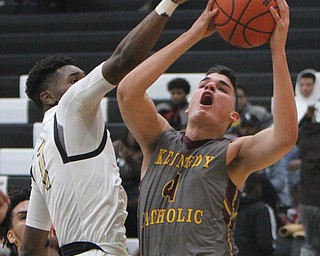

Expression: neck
xmin=185 ymin=124 xmax=225 ymax=141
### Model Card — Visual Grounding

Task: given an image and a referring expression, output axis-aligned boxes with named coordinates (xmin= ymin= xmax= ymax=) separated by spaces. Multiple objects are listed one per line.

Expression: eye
xmin=198 ymin=82 xmax=206 ymax=88
xmin=218 ymin=87 xmax=227 ymax=93
xmin=19 ymin=214 xmax=27 ymax=220
xmin=70 ymin=79 xmax=78 ymax=84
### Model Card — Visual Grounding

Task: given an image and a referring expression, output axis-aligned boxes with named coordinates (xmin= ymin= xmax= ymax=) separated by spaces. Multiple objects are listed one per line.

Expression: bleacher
xmin=0 ymin=0 xmax=319 ymax=189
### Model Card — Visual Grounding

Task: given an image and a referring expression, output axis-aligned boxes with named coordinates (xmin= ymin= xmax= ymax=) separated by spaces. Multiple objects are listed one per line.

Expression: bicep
xmin=27 ymin=180 xmax=52 ymax=231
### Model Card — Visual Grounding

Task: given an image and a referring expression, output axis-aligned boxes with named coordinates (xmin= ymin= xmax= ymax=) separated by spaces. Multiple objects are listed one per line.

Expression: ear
xmin=229 ymin=111 xmax=240 ymax=123
xmin=185 ymin=108 xmax=189 ymax=116
xmin=40 ymin=90 xmax=58 ymax=106
xmin=7 ymin=229 xmax=16 ymax=244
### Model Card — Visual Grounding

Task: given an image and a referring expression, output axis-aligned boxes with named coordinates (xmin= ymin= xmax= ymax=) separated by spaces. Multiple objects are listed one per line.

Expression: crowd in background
xmin=0 ymin=68 xmax=319 ymax=255
xmin=0 ymin=0 xmax=319 ymax=254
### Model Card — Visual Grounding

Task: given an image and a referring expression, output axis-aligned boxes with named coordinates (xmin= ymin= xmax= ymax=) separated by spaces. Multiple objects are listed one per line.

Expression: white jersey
xmin=26 ymin=63 xmax=128 ymax=256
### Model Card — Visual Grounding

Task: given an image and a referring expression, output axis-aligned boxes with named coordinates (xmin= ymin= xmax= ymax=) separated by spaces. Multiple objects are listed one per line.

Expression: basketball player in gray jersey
xmin=117 ymin=0 xmax=297 ymax=255
xmin=20 ymin=0 xmax=189 ymax=255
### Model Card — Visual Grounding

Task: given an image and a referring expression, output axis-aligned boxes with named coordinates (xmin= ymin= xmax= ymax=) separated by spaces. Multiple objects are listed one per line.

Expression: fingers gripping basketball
xmin=213 ymin=0 xmax=279 ymax=48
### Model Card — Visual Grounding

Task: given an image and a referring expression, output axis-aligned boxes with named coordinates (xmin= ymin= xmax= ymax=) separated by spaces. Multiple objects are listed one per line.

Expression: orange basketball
xmin=213 ymin=0 xmax=279 ymax=48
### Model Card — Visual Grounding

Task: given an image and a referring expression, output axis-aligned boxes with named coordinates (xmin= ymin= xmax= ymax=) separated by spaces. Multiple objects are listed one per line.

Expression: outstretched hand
xmin=188 ymin=0 xmax=218 ymax=40
xmin=0 ymin=190 xmax=9 ymax=224
xmin=269 ymin=0 xmax=290 ymax=51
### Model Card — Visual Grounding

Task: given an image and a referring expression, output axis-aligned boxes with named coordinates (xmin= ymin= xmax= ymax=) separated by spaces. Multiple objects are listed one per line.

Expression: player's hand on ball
xmin=270 ymin=0 xmax=290 ymax=51
xmin=189 ymin=0 xmax=217 ymax=39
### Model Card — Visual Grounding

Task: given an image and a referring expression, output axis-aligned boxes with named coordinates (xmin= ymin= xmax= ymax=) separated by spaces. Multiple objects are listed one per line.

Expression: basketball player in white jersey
xmin=20 ymin=1 xmax=189 ymax=255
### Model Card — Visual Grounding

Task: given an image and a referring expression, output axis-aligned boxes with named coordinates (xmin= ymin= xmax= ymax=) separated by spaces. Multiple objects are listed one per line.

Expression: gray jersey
xmin=139 ymin=129 xmax=240 ymax=255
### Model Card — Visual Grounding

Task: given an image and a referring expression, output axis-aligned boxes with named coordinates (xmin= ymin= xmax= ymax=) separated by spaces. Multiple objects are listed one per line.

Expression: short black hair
xmin=25 ymin=55 xmax=76 ymax=111
xmin=300 ymin=72 xmax=316 ymax=83
xmin=243 ymin=173 xmax=263 ymax=198
xmin=0 ymin=188 xmax=30 ymax=252
xmin=167 ymin=78 xmax=191 ymax=94
xmin=206 ymin=65 xmax=238 ymax=110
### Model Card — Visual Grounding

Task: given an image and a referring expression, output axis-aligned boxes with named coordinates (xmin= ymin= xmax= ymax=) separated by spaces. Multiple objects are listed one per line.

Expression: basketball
xmin=213 ymin=0 xmax=279 ymax=48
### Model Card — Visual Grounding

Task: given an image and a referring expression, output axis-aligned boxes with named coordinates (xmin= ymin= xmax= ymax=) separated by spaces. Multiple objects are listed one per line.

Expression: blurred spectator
xmin=0 ymin=238 xmax=10 ymax=256
xmin=0 ymin=188 xmax=31 ymax=256
xmin=264 ymin=146 xmax=301 ymax=213
xmin=237 ymin=113 xmax=282 ymax=228
xmin=0 ymin=188 xmax=58 ymax=256
xmin=294 ymin=69 xmax=320 ymax=124
xmin=263 ymin=160 xmax=288 ymax=209
xmin=234 ymin=173 xmax=276 ymax=256
xmin=297 ymin=105 xmax=320 ymax=256
xmin=237 ymin=112 xmax=262 ymax=136
xmin=273 ymin=69 xmax=320 ymax=256
xmin=282 ymin=145 xmax=301 ymax=209
xmin=237 ymin=84 xmax=273 ymax=126
xmin=228 ymin=84 xmax=273 ymax=137
xmin=156 ymin=77 xmax=190 ymax=131
xmin=113 ymin=128 xmax=142 ymax=238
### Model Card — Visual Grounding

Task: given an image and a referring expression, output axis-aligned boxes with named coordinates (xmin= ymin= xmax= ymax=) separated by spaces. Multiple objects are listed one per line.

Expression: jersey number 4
xmin=162 ymin=173 xmax=181 ymax=202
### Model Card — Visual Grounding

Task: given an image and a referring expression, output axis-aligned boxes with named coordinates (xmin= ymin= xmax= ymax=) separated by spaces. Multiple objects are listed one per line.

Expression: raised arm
xmin=228 ymin=0 xmax=298 ymax=186
xmin=103 ymin=0 xmax=188 ymax=85
xmin=269 ymin=0 xmax=297 ymax=149
xmin=117 ymin=0 xmax=217 ymax=175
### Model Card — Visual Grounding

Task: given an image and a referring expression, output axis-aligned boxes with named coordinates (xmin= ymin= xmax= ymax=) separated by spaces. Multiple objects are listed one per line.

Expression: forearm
xmin=142 ymin=30 xmax=201 ymax=78
xmin=271 ymin=49 xmax=298 ymax=147
xmin=120 ymin=30 xmax=202 ymax=100
xmin=103 ymin=10 xmax=171 ymax=84
xmin=111 ymin=0 xmax=217 ymax=86
xmin=268 ymin=0 xmax=297 ymax=148
xmin=21 ymin=226 xmax=49 ymax=256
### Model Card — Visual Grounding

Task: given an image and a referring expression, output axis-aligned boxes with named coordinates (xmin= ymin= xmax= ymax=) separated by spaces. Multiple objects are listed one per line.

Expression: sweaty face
xmin=8 ymin=200 xmax=29 ymax=252
xmin=187 ymin=73 xmax=238 ymax=132
xmin=299 ymin=77 xmax=315 ymax=98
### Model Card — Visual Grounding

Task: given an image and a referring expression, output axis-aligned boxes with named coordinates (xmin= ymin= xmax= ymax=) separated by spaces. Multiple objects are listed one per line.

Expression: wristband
xmin=155 ymin=0 xmax=179 ymax=17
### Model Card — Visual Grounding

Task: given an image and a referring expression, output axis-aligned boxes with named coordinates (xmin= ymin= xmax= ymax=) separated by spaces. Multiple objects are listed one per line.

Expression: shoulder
xmin=157 ymin=129 xmax=181 ymax=145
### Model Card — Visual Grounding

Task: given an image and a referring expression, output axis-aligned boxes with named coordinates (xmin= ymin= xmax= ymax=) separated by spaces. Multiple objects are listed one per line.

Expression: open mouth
xmin=200 ymin=92 xmax=213 ymax=105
